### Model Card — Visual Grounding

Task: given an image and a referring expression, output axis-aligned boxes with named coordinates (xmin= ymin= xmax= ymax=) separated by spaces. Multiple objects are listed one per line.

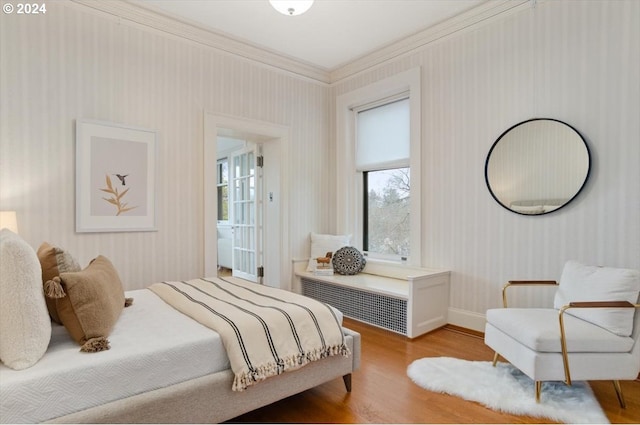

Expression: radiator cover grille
xmin=301 ymin=277 xmax=407 ymax=335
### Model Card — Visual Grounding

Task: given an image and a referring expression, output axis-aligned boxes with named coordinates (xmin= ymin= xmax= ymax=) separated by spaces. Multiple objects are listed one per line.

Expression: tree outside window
xmin=364 ymin=167 xmax=410 ymax=258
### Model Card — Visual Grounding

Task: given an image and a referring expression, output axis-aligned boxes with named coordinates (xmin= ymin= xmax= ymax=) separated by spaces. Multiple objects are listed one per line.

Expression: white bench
xmin=293 ymin=260 xmax=450 ymax=338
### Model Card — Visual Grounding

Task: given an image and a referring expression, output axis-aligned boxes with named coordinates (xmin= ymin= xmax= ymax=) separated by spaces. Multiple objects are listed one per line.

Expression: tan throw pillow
xmin=37 ymin=242 xmax=82 ymax=324
xmin=51 ymin=255 xmax=130 ymax=352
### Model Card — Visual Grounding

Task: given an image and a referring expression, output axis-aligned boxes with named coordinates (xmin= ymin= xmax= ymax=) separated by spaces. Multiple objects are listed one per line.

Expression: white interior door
xmin=204 ymin=112 xmax=289 ymax=289
xmin=230 ymin=145 xmax=262 ymax=282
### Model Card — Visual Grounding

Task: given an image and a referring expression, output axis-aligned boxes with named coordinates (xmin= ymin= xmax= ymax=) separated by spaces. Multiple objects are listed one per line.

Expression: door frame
xmin=204 ymin=111 xmax=291 ymax=289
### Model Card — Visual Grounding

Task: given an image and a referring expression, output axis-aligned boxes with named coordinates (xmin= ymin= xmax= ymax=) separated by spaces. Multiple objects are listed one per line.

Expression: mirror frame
xmin=485 ymin=118 xmax=591 ymax=216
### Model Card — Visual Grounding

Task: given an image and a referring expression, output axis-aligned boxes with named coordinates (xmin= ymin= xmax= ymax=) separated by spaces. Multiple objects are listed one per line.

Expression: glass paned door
xmin=230 ymin=147 xmax=260 ymax=282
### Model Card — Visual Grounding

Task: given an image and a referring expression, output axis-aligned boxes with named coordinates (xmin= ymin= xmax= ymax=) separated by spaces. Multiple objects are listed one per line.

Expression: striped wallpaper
xmin=1 ymin=0 xmax=638 ymax=330
xmin=330 ymin=0 xmax=640 ymax=328
xmin=0 ymin=0 xmax=329 ymax=290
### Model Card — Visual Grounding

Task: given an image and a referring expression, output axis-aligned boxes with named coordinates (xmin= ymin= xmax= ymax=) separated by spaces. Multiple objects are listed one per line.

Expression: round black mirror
xmin=485 ymin=118 xmax=590 ymax=215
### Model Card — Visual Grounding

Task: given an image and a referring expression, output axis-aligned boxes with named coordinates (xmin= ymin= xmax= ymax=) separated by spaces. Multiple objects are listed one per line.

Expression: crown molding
xmin=69 ymin=0 xmax=331 ymax=85
xmin=68 ymin=0 xmax=533 ymax=86
xmin=329 ymin=0 xmax=530 ymax=85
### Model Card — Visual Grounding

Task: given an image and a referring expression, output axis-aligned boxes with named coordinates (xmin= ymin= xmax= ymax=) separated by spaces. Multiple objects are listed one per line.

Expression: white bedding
xmin=0 ymin=289 xmax=229 ymax=424
xmin=0 ymin=286 xmax=345 ymax=424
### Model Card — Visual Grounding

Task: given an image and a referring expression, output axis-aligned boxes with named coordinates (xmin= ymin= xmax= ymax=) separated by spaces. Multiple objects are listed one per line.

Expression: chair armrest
xmin=507 ymin=280 xmax=559 ymax=285
xmin=501 ymin=280 xmax=558 ymax=307
xmin=557 ymin=302 xmax=640 ymax=386
xmin=567 ymin=301 xmax=636 ymax=308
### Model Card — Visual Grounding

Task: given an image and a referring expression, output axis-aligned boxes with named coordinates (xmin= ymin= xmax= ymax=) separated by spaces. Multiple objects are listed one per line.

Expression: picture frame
xmin=76 ymin=119 xmax=157 ymax=232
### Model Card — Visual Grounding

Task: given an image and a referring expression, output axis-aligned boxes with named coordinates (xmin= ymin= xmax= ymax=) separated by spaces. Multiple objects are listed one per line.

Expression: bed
xmin=0 ymin=231 xmax=361 ymax=424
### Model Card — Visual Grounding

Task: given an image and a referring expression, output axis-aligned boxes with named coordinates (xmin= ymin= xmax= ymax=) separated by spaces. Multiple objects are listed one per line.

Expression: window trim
xmin=335 ymin=67 xmax=422 ymax=266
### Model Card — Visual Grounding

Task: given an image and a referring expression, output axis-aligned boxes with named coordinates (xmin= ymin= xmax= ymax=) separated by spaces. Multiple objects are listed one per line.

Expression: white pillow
xmin=0 ymin=229 xmax=51 ymax=369
xmin=306 ymin=233 xmax=351 ymax=271
xmin=554 ymin=260 xmax=640 ymax=337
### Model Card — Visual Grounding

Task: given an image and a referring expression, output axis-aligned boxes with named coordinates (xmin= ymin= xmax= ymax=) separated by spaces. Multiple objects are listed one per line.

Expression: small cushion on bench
xmin=306 ymin=233 xmax=351 ymax=271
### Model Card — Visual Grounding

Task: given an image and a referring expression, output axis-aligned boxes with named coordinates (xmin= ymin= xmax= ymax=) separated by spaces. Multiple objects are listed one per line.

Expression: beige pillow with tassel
xmin=46 ymin=255 xmax=132 ymax=352
xmin=37 ymin=242 xmax=82 ymax=324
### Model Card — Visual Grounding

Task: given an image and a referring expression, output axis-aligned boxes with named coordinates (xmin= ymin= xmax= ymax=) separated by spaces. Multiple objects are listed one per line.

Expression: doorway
xmin=203 ymin=112 xmax=291 ymax=289
xmin=217 ymin=141 xmax=261 ymax=283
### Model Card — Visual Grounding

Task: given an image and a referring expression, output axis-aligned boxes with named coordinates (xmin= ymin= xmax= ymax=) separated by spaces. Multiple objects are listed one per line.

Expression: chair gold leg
xmin=558 ymin=308 xmax=573 ymax=386
xmin=492 ymin=352 xmax=500 ymax=366
xmin=613 ymin=380 xmax=626 ymax=409
xmin=535 ymin=381 xmax=542 ymax=403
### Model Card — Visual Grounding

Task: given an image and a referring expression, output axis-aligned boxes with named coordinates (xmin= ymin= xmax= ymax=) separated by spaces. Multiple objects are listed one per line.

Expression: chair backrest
xmin=554 ymin=260 xmax=640 ymax=337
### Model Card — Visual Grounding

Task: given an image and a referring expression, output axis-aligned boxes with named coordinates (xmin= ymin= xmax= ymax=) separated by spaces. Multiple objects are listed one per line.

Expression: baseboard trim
xmin=447 ymin=307 xmax=486 ymax=333
xmin=444 ymin=324 xmax=484 ymax=339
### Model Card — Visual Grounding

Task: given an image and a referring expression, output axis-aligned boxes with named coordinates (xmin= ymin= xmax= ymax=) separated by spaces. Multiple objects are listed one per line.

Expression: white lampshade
xmin=269 ymin=0 xmax=314 ymax=16
xmin=0 ymin=211 xmax=18 ymax=234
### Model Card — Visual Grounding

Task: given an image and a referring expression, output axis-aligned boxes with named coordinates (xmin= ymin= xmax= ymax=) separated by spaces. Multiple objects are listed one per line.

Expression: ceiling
xmin=132 ymin=0 xmax=484 ymax=71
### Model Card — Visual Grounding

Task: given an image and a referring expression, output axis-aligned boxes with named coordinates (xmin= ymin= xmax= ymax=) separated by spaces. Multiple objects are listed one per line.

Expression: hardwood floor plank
xmin=229 ymin=318 xmax=640 ymax=423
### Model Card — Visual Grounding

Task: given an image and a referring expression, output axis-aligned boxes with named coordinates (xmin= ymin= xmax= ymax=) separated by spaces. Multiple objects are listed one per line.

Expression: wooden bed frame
xmin=47 ymin=328 xmax=360 ymax=424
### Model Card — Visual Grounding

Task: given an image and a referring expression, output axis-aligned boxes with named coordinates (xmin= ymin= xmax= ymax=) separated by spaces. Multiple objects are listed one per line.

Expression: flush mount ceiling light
xmin=269 ymin=0 xmax=314 ymax=16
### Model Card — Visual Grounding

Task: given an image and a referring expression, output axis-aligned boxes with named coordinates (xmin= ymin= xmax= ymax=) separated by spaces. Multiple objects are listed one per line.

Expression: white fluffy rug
xmin=407 ymin=357 xmax=609 ymax=424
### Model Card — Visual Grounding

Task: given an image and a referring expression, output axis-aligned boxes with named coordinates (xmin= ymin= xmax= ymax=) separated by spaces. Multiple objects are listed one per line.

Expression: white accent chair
xmin=485 ymin=261 xmax=640 ymax=407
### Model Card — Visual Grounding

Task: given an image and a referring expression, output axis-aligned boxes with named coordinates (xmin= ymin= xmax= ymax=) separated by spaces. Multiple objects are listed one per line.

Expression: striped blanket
xmin=148 ymin=277 xmax=349 ymax=391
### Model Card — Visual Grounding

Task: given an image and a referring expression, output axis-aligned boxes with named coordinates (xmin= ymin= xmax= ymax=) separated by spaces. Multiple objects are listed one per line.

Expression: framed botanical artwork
xmin=76 ymin=119 xmax=157 ymax=232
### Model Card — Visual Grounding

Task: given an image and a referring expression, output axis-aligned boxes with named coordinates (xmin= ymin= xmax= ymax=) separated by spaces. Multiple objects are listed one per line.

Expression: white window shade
xmin=356 ymin=98 xmax=410 ymax=171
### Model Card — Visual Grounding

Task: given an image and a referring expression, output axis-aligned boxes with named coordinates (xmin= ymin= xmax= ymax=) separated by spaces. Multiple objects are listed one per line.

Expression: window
xmin=216 ymin=159 xmax=229 ymax=221
xmin=335 ymin=67 xmax=421 ymax=265
xmin=357 ymin=97 xmax=411 ymax=259
xmin=363 ymin=168 xmax=410 ymax=258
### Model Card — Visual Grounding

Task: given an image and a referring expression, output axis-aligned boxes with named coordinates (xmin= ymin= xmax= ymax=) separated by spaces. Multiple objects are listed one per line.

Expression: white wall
xmin=330 ymin=0 xmax=640 ymax=328
xmin=0 ymin=0 xmax=329 ymax=289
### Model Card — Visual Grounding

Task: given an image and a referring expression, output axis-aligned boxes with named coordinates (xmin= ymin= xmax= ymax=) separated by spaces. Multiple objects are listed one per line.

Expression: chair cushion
xmin=554 ymin=260 xmax=640 ymax=336
xmin=486 ymin=308 xmax=635 ymax=353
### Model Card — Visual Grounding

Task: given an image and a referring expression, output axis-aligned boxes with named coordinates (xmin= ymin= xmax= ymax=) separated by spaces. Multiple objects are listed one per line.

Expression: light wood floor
xmin=230 ymin=318 xmax=640 ymax=424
